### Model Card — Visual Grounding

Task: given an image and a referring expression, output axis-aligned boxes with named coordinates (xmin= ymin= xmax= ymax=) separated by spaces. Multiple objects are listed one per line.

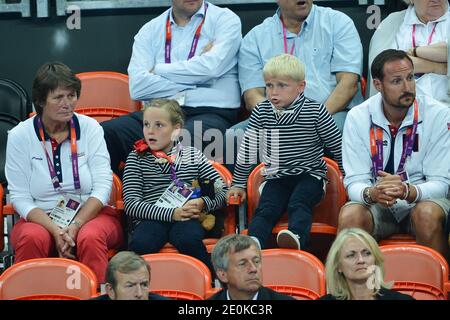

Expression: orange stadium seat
xmin=151 ymin=289 xmax=204 ymax=300
xmin=75 ymin=71 xmax=142 ymax=121
xmin=142 ymin=253 xmax=215 ymax=299
xmin=261 ymin=249 xmax=326 ymax=299
xmin=0 ymin=257 xmax=98 ymax=300
xmin=361 ymin=76 xmax=367 ymax=98
xmin=381 ymin=244 xmax=449 ymax=299
xmin=0 ymin=184 xmax=4 ymax=252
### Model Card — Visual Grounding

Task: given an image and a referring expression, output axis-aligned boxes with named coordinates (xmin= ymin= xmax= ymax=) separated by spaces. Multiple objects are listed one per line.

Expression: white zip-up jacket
xmin=343 ymin=93 xmax=450 ymax=203
xmin=5 ymin=113 xmax=112 ymax=220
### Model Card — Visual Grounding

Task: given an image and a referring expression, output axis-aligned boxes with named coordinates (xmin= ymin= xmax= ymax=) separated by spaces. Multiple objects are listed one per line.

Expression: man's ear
xmin=373 ymin=78 xmax=382 ymax=92
xmin=105 ymin=283 xmax=116 ymax=300
xmin=216 ymin=269 xmax=228 ymax=284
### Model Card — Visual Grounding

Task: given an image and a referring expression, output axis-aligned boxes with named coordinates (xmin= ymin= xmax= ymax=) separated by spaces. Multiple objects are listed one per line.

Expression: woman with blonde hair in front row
xmin=319 ymin=228 xmax=414 ymax=300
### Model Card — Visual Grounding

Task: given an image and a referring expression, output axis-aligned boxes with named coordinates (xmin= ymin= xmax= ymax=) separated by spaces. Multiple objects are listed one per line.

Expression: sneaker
xmin=250 ymin=236 xmax=262 ymax=250
xmin=276 ymin=230 xmax=301 ymax=250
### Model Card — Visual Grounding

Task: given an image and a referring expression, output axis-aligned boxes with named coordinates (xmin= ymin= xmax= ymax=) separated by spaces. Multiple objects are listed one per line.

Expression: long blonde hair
xmin=325 ymin=228 xmax=390 ymax=300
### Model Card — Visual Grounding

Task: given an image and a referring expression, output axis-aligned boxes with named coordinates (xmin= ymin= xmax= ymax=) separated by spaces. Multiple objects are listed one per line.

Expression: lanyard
xmin=151 ymin=144 xmax=184 ymax=188
xmin=412 ymin=22 xmax=437 ymax=48
xmin=280 ymin=15 xmax=295 ymax=55
xmin=165 ymin=3 xmax=208 ymax=63
xmin=370 ymin=100 xmax=419 ymax=178
xmin=37 ymin=117 xmax=80 ymax=191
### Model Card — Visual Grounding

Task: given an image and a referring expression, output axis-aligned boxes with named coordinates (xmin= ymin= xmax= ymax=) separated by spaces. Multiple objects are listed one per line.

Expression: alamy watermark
xmin=173 ymin=121 xmax=280 ymax=171
xmin=66 ymin=264 xmax=82 ymax=290
xmin=66 ymin=5 xmax=81 ymax=30
xmin=366 ymin=5 xmax=381 ymax=30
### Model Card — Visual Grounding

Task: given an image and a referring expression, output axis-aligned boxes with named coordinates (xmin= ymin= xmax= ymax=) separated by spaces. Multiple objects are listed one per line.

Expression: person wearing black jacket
xmin=93 ymin=251 xmax=169 ymax=300
xmin=319 ymin=228 xmax=414 ymax=300
xmin=209 ymin=234 xmax=294 ymax=300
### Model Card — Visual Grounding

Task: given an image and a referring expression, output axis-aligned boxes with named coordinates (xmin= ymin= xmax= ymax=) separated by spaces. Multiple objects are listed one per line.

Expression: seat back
xmin=142 ymin=253 xmax=213 ymax=299
xmin=392 ymin=281 xmax=445 ymax=300
xmin=266 ymin=285 xmax=321 ymax=300
xmin=210 ymin=161 xmax=235 ymax=236
xmin=151 ymin=289 xmax=204 ymax=300
xmin=381 ymin=244 xmax=449 ymax=298
xmin=0 ymin=184 xmax=4 ymax=251
xmin=76 ymin=71 xmax=141 ymax=113
xmin=110 ymin=173 xmax=124 ymax=210
xmin=0 ymin=113 xmax=20 ymax=187
xmin=361 ymin=76 xmax=367 ymax=99
xmin=261 ymin=249 xmax=326 ymax=296
xmin=247 ymin=157 xmax=346 ymax=234
xmin=0 ymin=258 xmax=98 ymax=300
xmin=75 ymin=107 xmax=130 ymax=123
xmin=0 ymin=78 xmax=32 ymax=122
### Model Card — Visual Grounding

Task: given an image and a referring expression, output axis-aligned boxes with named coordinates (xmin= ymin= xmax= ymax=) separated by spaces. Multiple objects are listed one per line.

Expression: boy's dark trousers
xmin=248 ymin=173 xmax=324 ymax=249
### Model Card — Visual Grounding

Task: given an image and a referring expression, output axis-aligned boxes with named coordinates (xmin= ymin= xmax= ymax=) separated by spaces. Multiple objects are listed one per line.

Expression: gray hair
xmin=402 ymin=0 xmax=413 ymax=4
xmin=211 ymin=234 xmax=260 ymax=272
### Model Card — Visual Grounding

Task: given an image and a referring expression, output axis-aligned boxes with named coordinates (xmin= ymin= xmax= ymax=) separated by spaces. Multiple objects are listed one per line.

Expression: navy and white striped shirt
xmin=123 ymin=144 xmax=227 ymax=225
xmin=233 ymin=93 xmax=343 ymax=189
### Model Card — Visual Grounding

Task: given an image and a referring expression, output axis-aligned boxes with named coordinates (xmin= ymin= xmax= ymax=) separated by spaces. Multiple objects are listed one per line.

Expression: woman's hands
xmin=172 ymin=198 xmax=205 ymax=221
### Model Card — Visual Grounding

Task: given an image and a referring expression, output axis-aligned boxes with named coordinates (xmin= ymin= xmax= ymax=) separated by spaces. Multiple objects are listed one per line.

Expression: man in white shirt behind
xmin=101 ymin=0 xmax=242 ymax=175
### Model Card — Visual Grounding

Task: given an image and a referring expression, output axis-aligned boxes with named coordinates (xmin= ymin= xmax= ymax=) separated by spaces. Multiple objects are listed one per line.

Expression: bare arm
xmin=324 ymin=72 xmax=359 ymax=115
xmin=408 ymin=42 xmax=448 ymax=63
xmin=27 ymin=208 xmax=60 ymax=235
xmin=408 ymin=55 xmax=447 ymax=75
xmin=243 ymin=88 xmax=265 ymax=112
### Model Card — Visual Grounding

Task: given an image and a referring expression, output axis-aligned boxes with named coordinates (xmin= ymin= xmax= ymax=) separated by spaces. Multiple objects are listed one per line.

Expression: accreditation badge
xmin=49 ymin=196 xmax=82 ymax=228
xmin=154 ymin=182 xmax=193 ymax=209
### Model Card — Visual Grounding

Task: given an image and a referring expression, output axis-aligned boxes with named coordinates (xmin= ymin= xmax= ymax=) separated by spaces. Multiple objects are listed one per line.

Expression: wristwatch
xmin=363 ymin=187 xmax=374 ymax=205
xmin=71 ymin=219 xmax=82 ymax=229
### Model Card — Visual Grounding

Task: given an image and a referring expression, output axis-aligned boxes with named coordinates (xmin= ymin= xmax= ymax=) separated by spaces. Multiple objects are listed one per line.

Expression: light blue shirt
xmin=239 ymin=5 xmax=363 ymax=109
xmin=128 ymin=1 xmax=242 ymax=109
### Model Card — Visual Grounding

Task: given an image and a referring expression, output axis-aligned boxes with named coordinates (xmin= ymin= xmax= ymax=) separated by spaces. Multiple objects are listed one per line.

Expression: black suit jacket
xmin=208 ymin=286 xmax=295 ymax=300
xmin=92 ymin=292 xmax=170 ymax=300
xmin=318 ymin=288 xmax=415 ymax=300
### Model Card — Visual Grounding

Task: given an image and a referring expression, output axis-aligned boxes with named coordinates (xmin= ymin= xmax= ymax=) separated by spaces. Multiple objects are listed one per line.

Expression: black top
xmin=318 ymin=288 xmax=415 ymax=300
xmin=208 ymin=286 xmax=295 ymax=300
xmin=92 ymin=292 xmax=170 ymax=300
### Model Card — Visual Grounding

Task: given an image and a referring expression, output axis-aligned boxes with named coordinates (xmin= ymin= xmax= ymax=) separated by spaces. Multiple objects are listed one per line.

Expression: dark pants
xmin=129 ymin=219 xmax=213 ymax=272
xmin=248 ymin=173 xmax=324 ymax=249
xmin=101 ymin=108 xmax=238 ymax=177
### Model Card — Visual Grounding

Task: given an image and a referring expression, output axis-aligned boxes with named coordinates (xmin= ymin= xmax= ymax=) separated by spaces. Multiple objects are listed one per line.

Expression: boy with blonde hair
xmin=228 ymin=54 xmax=342 ymax=250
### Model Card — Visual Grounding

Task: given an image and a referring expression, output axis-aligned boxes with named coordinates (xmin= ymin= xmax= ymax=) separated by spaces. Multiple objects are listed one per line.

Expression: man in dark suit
xmin=209 ymin=234 xmax=294 ymax=300
xmin=93 ymin=251 xmax=169 ymax=300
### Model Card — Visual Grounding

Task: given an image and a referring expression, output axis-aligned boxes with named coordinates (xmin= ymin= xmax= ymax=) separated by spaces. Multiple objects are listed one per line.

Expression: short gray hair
xmin=403 ymin=0 xmax=413 ymax=4
xmin=211 ymin=234 xmax=260 ymax=272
